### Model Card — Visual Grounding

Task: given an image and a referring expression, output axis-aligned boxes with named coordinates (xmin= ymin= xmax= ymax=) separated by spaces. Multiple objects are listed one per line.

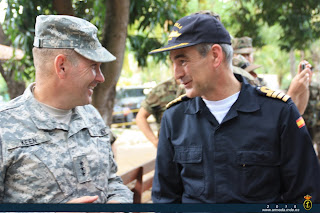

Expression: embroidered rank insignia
xmin=296 ymin=116 xmax=305 ymax=128
xmin=166 ymin=94 xmax=189 ymax=109
xmin=257 ymin=86 xmax=290 ymax=102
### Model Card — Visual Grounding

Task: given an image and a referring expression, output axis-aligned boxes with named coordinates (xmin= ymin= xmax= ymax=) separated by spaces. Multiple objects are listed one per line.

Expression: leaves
xmin=238 ymin=0 xmax=320 ymax=50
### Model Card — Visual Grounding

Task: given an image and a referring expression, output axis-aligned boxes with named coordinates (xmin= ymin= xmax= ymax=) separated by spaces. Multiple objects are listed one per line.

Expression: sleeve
xmin=280 ymin=101 xmax=320 ymax=203
xmin=141 ymin=87 xmax=161 ymax=114
xmin=88 ymin=105 xmax=133 ymax=203
xmin=152 ymin=111 xmax=183 ymax=203
xmin=106 ymin=143 xmax=133 ymax=203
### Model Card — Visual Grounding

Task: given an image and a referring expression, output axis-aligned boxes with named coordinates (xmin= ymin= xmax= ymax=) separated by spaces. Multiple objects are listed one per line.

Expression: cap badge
xmin=168 ymin=30 xmax=182 ymax=41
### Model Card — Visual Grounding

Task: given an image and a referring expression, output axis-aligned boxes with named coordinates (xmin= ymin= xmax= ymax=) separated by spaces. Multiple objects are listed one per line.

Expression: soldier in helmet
xmin=233 ymin=36 xmax=312 ymax=115
xmin=0 ymin=15 xmax=133 ymax=203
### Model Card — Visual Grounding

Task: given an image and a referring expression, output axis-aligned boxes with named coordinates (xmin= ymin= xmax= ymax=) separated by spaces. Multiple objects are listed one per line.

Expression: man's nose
xmin=96 ymin=67 xmax=105 ymax=83
xmin=174 ymin=64 xmax=184 ymax=81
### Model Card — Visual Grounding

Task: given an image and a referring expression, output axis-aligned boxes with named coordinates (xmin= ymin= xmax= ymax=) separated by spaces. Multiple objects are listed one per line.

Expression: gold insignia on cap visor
xmin=168 ymin=30 xmax=182 ymax=41
xmin=149 ymin=43 xmax=190 ymax=53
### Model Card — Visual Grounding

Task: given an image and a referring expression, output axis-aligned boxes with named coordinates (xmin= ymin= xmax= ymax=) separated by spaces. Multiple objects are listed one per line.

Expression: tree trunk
xmin=0 ymin=23 xmax=26 ymax=99
xmin=92 ymin=0 xmax=130 ymax=125
xmin=53 ymin=0 xmax=74 ymax=15
xmin=0 ymin=25 xmax=10 ymax=45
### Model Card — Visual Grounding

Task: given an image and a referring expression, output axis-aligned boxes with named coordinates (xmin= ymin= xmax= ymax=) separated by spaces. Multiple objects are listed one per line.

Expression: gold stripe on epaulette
xmin=282 ymin=94 xmax=290 ymax=102
xmin=166 ymin=94 xmax=187 ymax=109
xmin=276 ymin=92 xmax=285 ymax=99
xmin=259 ymin=86 xmax=290 ymax=102
xmin=271 ymin=91 xmax=281 ymax=98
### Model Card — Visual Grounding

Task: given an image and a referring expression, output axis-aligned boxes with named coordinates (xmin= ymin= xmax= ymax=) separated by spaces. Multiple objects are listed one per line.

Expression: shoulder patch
xmin=166 ymin=94 xmax=189 ymax=109
xmin=256 ymin=86 xmax=290 ymax=102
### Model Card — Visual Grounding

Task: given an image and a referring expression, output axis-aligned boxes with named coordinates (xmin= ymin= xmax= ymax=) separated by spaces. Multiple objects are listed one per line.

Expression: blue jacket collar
xmin=184 ymin=74 xmax=260 ymax=115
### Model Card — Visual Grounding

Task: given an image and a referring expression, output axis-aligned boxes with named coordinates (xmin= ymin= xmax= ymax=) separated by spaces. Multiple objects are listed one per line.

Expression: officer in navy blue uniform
xmin=149 ymin=13 xmax=320 ymax=204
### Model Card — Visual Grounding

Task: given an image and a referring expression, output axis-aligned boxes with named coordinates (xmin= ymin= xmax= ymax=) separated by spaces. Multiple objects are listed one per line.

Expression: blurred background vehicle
xmin=112 ymin=104 xmax=134 ymax=128
xmin=112 ymin=86 xmax=152 ymax=128
xmin=116 ymin=86 xmax=151 ymax=116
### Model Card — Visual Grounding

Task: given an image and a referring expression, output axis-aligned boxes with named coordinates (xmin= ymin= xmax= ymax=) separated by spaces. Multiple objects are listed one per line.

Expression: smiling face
xmin=170 ymin=45 xmax=215 ymax=98
xmin=65 ymin=54 xmax=104 ymax=107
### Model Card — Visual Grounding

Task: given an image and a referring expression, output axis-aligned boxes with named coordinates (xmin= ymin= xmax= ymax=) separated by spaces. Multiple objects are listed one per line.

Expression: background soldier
xmin=233 ymin=36 xmax=312 ymax=115
xmin=232 ymin=54 xmax=262 ymax=86
xmin=136 ymin=77 xmax=185 ymax=147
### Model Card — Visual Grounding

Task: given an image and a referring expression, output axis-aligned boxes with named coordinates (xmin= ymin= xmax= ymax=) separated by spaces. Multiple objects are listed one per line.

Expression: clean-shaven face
xmin=170 ymin=45 xmax=213 ymax=98
xmin=67 ymin=55 xmax=104 ymax=106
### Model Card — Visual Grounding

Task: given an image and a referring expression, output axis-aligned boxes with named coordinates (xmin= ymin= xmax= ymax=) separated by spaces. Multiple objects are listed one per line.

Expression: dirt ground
xmin=111 ymin=123 xmax=157 ymax=176
xmin=111 ymin=123 xmax=157 ymax=203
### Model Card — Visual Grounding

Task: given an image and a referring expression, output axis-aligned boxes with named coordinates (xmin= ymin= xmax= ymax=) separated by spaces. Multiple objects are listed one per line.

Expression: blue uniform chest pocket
xmin=174 ymin=146 xmax=204 ymax=197
xmin=237 ymin=151 xmax=280 ymax=200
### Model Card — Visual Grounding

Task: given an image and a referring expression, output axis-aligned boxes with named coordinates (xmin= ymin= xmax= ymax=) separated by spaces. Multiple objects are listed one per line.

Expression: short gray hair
xmin=33 ymin=48 xmax=79 ymax=69
xmin=195 ymin=43 xmax=233 ymax=68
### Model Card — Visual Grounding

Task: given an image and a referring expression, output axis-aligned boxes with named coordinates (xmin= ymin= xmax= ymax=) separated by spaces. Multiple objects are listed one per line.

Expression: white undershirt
xmin=32 ymin=86 xmax=73 ymax=124
xmin=202 ymin=91 xmax=240 ymax=124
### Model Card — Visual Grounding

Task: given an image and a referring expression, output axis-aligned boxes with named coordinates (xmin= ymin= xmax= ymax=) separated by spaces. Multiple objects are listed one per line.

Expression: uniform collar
xmin=185 ymin=74 xmax=260 ymax=115
xmin=23 ymin=83 xmax=89 ymax=132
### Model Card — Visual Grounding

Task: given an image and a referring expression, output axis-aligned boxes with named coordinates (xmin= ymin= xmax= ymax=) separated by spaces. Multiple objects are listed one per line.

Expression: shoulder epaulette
xmin=256 ymin=86 xmax=290 ymax=102
xmin=166 ymin=94 xmax=189 ymax=109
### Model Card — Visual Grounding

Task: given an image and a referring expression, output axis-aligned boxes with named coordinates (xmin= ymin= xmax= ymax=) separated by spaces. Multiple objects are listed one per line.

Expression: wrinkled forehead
xmin=169 ymin=45 xmax=198 ymax=61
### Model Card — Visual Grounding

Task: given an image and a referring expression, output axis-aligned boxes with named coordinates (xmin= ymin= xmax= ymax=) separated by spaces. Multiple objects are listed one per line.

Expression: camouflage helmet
xmin=33 ymin=15 xmax=116 ymax=63
xmin=232 ymin=36 xmax=254 ymax=54
xmin=232 ymin=54 xmax=261 ymax=72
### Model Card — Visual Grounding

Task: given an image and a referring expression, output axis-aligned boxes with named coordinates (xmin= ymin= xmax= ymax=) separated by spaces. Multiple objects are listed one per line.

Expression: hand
xmin=287 ymin=60 xmax=313 ymax=114
xmin=107 ymin=200 xmax=121 ymax=203
xmin=67 ymin=195 xmax=99 ymax=203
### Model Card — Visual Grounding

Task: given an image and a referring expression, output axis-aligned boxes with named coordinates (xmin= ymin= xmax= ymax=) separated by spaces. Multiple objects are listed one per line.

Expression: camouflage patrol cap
xmin=232 ymin=55 xmax=261 ymax=72
xmin=232 ymin=36 xmax=254 ymax=54
xmin=33 ymin=15 xmax=116 ymax=63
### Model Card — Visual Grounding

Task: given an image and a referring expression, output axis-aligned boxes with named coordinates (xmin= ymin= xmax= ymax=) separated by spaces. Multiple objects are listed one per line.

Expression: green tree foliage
xmin=127 ymin=0 xmax=189 ymax=67
xmin=229 ymin=0 xmax=320 ymax=50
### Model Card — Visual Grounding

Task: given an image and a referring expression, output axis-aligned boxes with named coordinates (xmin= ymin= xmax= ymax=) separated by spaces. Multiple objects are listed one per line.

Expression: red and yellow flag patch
xmin=296 ymin=117 xmax=305 ymax=128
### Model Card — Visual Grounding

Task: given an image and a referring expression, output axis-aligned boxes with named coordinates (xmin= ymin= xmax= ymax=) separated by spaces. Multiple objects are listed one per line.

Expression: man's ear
xmin=54 ymin=54 xmax=68 ymax=79
xmin=211 ymin=44 xmax=223 ymax=68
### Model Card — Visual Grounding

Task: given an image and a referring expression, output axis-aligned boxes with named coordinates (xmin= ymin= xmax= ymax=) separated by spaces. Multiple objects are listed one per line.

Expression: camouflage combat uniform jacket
xmin=0 ymin=84 xmax=133 ymax=203
xmin=141 ymin=77 xmax=185 ymax=129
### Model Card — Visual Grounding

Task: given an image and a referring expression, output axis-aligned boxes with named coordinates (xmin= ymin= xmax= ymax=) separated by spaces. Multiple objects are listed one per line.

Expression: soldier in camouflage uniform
xmin=232 ymin=37 xmax=267 ymax=86
xmin=232 ymin=54 xmax=262 ymax=86
xmin=233 ymin=36 xmax=312 ymax=115
xmin=136 ymin=77 xmax=185 ymax=147
xmin=0 ymin=15 xmax=133 ymax=203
